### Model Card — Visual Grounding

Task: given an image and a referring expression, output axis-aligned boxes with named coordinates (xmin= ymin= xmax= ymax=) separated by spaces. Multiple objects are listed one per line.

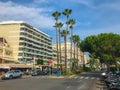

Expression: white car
xmin=1 ymin=70 xmax=23 ymax=80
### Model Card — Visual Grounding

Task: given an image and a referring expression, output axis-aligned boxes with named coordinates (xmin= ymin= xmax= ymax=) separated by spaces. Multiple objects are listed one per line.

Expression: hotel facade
xmin=0 ymin=21 xmax=52 ymax=64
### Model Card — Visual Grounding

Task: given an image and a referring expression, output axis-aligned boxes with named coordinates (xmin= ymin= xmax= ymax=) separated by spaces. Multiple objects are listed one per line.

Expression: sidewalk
xmin=0 ymin=74 xmax=66 ymax=80
xmin=22 ymin=75 xmax=66 ymax=79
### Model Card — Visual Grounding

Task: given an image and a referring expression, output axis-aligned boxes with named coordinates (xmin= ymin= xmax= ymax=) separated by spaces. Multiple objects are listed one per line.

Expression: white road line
xmin=79 ymin=76 xmax=84 ymax=79
xmin=85 ymin=77 xmax=89 ymax=79
xmin=91 ymin=77 xmax=95 ymax=79
xmin=65 ymin=86 xmax=71 ymax=90
xmin=74 ymin=76 xmax=79 ymax=78
xmin=68 ymin=75 xmax=76 ymax=78
xmin=77 ymin=83 xmax=86 ymax=90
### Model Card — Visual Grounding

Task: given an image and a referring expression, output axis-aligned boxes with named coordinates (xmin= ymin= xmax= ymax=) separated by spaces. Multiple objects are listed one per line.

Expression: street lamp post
xmin=2 ymin=38 xmax=5 ymax=63
xmin=32 ymin=56 xmax=35 ymax=70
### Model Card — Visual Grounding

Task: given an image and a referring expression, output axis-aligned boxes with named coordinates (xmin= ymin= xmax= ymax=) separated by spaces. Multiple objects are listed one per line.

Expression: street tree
xmin=52 ymin=11 xmax=61 ymax=68
xmin=71 ymin=35 xmax=80 ymax=69
xmin=61 ymin=30 xmax=69 ymax=71
xmin=68 ymin=19 xmax=76 ymax=64
xmin=56 ymin=22 xmax=64 ymax=71
xmin=80 ymin=33 xmax=120 ymax=71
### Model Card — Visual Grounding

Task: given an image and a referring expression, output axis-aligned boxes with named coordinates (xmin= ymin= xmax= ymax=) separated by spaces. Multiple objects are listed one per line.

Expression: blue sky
xmin=0 ymin=0 xmax=120 ymax=43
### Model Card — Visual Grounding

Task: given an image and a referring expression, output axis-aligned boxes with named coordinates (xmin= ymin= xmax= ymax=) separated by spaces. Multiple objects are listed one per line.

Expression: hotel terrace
xmin=0 ymin=21 xmax=52 ymax=64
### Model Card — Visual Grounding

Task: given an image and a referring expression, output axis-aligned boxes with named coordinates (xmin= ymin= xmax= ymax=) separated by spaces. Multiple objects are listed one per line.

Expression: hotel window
xmin=20 ymin=27 xmax=25 ymax=31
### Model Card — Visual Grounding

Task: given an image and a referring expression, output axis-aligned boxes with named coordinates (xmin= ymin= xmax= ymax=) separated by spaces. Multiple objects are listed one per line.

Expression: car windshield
xmin=6 ymin=71 xmax=14 ymax=74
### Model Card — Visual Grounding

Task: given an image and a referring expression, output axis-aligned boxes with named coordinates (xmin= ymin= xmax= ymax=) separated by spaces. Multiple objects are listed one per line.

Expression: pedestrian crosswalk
xmin=23 ymin=75 xmax=99 ymax=80
xmin=67 ymin=75 xmax=99 ymax=80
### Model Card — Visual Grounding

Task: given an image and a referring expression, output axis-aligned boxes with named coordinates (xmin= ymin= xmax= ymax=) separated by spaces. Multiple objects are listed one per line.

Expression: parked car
xmin=102 ymin=71 xmax=113 ymax=79
xmin=31 ymin=70 xmax=47 ymax=76
xmin=1 ymin=70 xmax=23 ymax=80
xmin=109 ymin=82 xmax=120 ymax=90
xmin=102 ymin=70 xmax=120 ymax=90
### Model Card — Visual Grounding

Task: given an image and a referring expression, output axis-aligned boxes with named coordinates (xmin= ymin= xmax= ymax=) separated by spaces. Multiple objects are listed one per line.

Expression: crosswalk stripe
xmin=85 ymin=77 xmax=89 ymax=79
xmin=79 ymin=76 xmax=84 ymax=79
xmin=35 ymin=76 xmax=99 ymax=80
xmin=91 ymin=77 xmax=95 ymax=79
xmin=68 ymin=75 xmax=76 ymax=78
xmin=68 ymin=76 xmax=98 ymax=80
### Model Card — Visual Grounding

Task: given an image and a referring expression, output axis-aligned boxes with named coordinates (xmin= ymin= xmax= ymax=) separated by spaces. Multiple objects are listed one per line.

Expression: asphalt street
xmin=0 ymin=71 xmax=107 ymax=90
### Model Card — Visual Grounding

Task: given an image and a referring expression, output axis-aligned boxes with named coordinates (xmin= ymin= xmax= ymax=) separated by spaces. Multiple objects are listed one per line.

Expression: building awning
xmin=0 ymin=66 xmax=10 ymax=69
xmin=10 ymin=65 xmax=32 ymax=68
xmin=0 ymin=64 xmax=33 ymax=69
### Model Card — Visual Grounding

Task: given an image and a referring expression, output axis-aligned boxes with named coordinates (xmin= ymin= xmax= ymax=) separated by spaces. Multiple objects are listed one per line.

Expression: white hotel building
xmin=0 ymin=21 xmax=52 ymax=64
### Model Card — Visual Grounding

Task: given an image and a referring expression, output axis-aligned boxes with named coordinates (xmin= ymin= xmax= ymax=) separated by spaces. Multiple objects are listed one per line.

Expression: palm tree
xmin=62 ymin=9 xmax=72 ymax=30
xmin=52 ymin=11 xmax=61 ymax=68
xmin=62 ymin=9 xmax=72 ymax=71
xmin=76 ymin=41 xmax=81 ymax=68
xmin=56 ymin=22 xmax=64 ymax=71
xmin=72 ymin=35 xmax=80 ymax=69
xmin=61 ymin=30 xmax=69 ymax=71
xmin=68 ymin=19 xmax=76 ymax=64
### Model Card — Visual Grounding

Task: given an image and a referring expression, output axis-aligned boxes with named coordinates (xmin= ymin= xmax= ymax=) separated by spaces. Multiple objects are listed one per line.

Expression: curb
xmin=22 ymin=75 xmax=66 ymax=79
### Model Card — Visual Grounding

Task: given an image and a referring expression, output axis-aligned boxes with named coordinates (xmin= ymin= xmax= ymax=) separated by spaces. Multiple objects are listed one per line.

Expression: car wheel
xmin=9 ymin=75 xmax=13 ymax=79
xmin=19 ymin=74 xmax=22 ymax=78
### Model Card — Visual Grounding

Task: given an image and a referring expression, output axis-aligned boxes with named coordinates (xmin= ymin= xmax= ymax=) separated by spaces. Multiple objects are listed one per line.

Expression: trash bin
xmin=57 ymin=70 xmax=60 ymax=77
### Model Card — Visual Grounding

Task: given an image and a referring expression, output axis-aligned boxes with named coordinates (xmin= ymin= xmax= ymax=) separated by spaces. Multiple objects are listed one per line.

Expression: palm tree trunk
xmin=70 ymin=28 xmax=73 ymax=70
xmin=64 ymin=36 xmax=67 ymax=71
xmin=56 ymin=20 xmax=59 ymax=69
xmin=73 ymin=43 xmax=76 ymax=70
xmin=66 ymin=16 xmax=69 ymax=30
xmin=58 ymin=29 xmax=62 ymax=72
xmin=77 ymin=46 xmax=79 ymax=68
xmin=65 ymin=17 xmax=69 ymax=72
xmin=82 ymin=52 xmax=85 ymax=68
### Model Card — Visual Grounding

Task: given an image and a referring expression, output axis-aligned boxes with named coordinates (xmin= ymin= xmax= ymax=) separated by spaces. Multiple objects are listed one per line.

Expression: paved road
xmin=0 ymin=71 xmax=107 ymax=90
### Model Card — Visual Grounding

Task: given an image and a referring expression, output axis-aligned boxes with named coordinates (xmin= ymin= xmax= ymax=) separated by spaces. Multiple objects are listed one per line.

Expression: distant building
xmin=0 ymin=21 xmax=52 ymax=64
xmin=52 ymin=42 xmax=85 ymax=68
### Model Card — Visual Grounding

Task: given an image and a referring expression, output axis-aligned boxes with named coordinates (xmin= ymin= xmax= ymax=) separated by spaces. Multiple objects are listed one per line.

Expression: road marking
xmin=68 ymin=75 xmax=76 ymax=78
xmin=85 ymin=77 xmax=89 ymax=79
xmin=65 ymin=86 xmax=71 ymax=90
xmin=91 ymin=77 xmax=95 ymax=79
xmin=79 ymin=76 xmax=84 ymax=79
xmin=77 ymin=84 xmax=86 ymax=90
xmin=74 ymin=76 xmax=78 ymax=78
xmin=67 ymin=75 xmax=98 ymax=80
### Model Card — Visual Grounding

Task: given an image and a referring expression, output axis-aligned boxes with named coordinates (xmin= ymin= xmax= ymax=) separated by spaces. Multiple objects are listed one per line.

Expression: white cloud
xmin=0 ymin=1 xmax=54 ymax=30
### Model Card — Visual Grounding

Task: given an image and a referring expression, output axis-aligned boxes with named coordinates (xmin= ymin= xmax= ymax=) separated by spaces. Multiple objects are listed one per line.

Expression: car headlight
xmin=102 ymin=73 xmax=106 ymax=76
xmin=5 ymin=74 xmax=9 ymax=77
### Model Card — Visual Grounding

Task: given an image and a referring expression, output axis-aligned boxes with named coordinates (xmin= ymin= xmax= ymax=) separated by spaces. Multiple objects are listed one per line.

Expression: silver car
xmin=1 ymin=70 xmax=23 ymax=80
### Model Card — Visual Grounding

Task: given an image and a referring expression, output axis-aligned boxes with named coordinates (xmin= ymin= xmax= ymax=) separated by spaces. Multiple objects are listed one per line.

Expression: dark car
xmin=109 ymin=82 xmax=120 ymax=90
xmin=31 ymin=70 xmax=47 ymax=76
